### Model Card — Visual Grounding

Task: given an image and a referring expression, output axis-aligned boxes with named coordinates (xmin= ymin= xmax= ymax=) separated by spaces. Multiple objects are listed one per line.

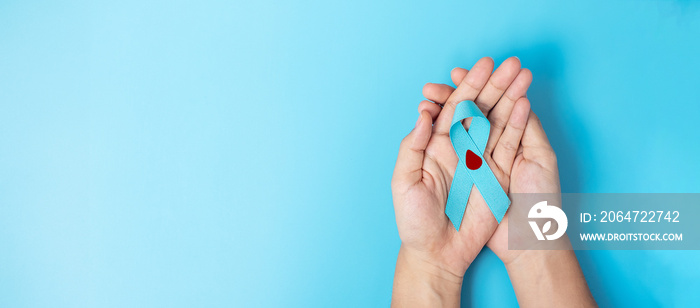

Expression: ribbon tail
xmin=485 ymin=187 xmax=510 ymax=223
xmin=445 ymin=166 xmax=474 ymax=230
xmin=473 ymin=170 xmax=511 ymax=223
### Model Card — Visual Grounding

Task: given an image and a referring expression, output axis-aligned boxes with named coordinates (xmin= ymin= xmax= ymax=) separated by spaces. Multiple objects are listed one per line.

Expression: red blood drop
xmin=465 ymin=150 xmax=482 ymax=170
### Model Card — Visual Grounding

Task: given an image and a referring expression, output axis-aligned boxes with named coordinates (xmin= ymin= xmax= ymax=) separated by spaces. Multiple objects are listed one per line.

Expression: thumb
xmin=521 ymin=112 xmax=553 ymax=149
xmin=392 ymin=111 xmax=433 ymax=189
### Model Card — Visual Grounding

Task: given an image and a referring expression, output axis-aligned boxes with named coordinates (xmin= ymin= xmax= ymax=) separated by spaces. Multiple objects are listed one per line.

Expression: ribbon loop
xmin=445 ymin=100 xmax=510 ymax=230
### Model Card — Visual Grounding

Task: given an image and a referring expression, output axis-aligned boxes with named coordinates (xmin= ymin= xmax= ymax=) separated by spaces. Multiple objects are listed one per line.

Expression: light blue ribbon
xmin=445 ymin=100 xmax=510 ymax=230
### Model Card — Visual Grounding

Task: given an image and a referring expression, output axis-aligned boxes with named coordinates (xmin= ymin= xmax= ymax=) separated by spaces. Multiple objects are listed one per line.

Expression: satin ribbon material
xmin=445 ymin=100 xmax=511 ymax=230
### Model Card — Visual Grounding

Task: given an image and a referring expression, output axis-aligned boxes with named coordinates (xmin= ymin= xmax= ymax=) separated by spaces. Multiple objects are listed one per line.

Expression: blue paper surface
xmin=2 ymin=1 xmax=700 ymax=307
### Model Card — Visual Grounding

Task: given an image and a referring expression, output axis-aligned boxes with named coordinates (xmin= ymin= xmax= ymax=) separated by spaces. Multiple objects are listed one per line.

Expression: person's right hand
xmin=486 ymin=110 xmax=561 ymax=263
xmin=430 ymin=68 xmax=595 ymax=308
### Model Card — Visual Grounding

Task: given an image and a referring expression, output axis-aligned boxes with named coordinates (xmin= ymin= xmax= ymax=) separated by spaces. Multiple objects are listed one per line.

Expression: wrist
xmin=503 ymin=249 xmax=596 ymax=307
xmin=392 ymin=246 xmax=463 ymax=307
xmin=501 ymin=233 xmax=574 ymax=266
xmin=504 ymin=249 xmax=562 ymax=271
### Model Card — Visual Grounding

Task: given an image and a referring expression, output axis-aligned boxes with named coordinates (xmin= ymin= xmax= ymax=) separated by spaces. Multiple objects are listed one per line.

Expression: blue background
xmin=1 ymin=0 xmax=700 ymax=307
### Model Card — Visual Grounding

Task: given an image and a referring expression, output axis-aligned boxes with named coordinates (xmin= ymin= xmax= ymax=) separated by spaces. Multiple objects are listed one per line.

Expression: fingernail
xmin=415 ymin=113 xmax=423 ymax=127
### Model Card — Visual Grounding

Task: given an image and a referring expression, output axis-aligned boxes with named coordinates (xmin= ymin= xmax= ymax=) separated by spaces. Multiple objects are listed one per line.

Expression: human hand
xmin=391 ymin=57 xmax=532 ymax=306
xmin=442 ymin=65 xmax=560 ymax=265
xmin=431 ymin=66 xmax=595 ymax=307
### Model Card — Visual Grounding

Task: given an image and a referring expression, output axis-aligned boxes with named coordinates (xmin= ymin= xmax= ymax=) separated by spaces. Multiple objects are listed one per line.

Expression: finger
xmin=418 ymin=100 xmax=441 ymax=122
xmin=485 ymin=68 xmax=533 ymax=155
xmin=522 ymin=111 xmax=553 ymax=149
xmin=450 ymin=67 xmax=468 ymax=87
xmin=492 ymin=97 xmax=530 ymax=174
xmin=392 ymin=111 xmax=433 ymax=188
xmin=474 ymin=57 xmax=521 ymax=116
xmin=422 ymin=83 xmax=455 ymax=106
xmin=433 ymin=57 xmax=495 ymax=136
xmin=520 ymin=112 xmax=558 ymax=174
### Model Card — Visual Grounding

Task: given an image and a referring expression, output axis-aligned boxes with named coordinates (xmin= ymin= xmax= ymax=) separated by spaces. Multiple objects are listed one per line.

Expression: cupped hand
xmin=401 ymin=59 xmax=594 ymax=308
xmin=430 ymin=62 xmax=561 ymax=265
xmin=391 ymin=57 xmax=532 ymax=278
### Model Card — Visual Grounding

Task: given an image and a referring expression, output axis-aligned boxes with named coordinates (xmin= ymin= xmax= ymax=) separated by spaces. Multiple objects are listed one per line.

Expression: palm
xmin=511 ymin=151 xmax=558 ymax=194
xmin=395 ymin=132 xmax=507 ymax=274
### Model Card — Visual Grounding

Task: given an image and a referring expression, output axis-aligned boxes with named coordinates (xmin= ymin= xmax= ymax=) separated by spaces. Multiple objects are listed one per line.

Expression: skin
xmin=391 ymin=57 xmax=596 ymax=307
